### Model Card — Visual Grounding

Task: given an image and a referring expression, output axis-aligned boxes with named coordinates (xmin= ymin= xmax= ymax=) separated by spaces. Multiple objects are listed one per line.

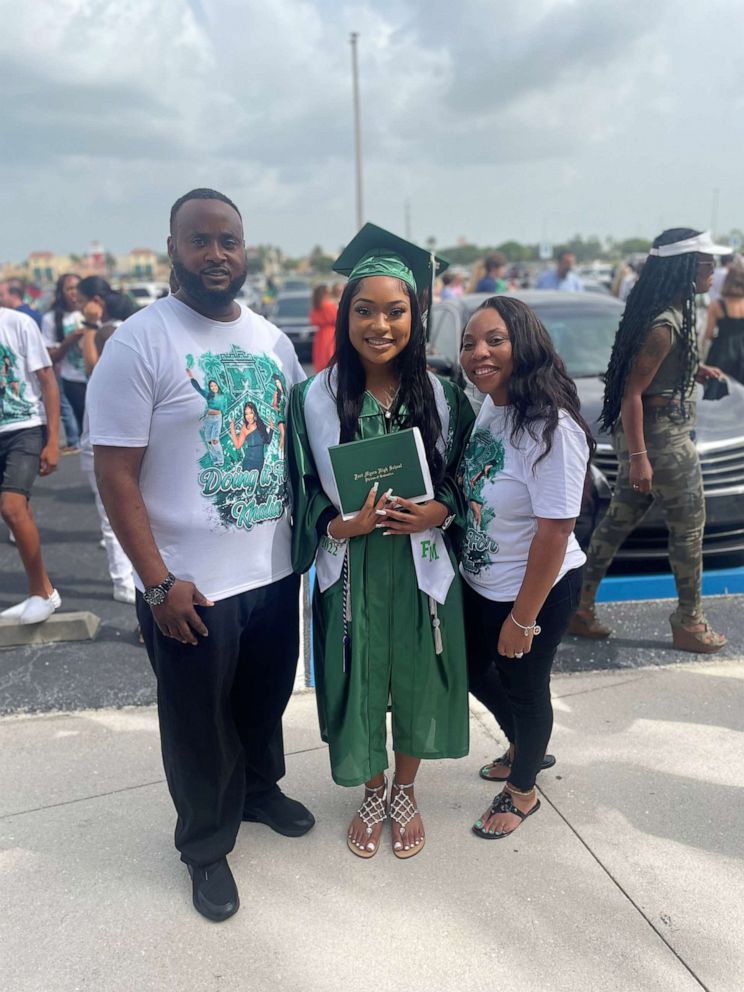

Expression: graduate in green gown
xmin=288 ymin=224 xmax=474 ymax=860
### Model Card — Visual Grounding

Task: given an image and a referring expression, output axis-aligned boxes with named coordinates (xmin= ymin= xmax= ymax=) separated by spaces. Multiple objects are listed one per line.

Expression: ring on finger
xmin=515 ymin=651 xmax=524 ymax=658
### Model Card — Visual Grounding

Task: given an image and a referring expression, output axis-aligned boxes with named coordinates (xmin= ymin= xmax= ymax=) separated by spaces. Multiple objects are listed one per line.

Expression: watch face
xmin=144 ymin=587 xmax=166 ymax=606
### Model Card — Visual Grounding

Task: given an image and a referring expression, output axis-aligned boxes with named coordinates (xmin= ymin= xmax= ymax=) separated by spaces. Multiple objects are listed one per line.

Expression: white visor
xmin=647 ymin=232 xmax=732 ymax=257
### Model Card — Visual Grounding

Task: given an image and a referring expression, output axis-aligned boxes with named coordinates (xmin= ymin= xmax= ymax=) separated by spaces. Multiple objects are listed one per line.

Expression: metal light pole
xmin=350 ymin=32 xmax=364 ymax=229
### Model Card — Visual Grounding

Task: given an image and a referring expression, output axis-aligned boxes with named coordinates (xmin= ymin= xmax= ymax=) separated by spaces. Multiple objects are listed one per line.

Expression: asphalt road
xmin=0 ymin=454 xmax=741 ymax=715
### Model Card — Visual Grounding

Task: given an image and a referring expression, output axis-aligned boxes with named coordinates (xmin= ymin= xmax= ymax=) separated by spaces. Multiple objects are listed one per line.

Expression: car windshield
xmin=129 ymin=288 xmax=150 ymax=298
xmin=531 ymin=305 xmax=619 ymax=377
xmin=274 ymin=297 xmax=310 ymax=318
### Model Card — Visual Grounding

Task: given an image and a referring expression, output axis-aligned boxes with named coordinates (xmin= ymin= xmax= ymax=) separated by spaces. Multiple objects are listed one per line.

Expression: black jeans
xmin=136 ymin=572 xmax=300 ymax=866
xmin=60 ymin=378 xmax=87 ymax=434
xmin=464 ymin=568 xmax=582 ymax=791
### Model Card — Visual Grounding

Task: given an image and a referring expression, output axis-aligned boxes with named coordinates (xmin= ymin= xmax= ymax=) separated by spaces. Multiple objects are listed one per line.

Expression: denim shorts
xmin=0 ymin=426 xmax=44 ymax=497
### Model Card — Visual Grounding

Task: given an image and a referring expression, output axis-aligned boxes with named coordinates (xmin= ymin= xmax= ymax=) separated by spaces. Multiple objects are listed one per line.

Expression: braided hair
xmin=600 ymin=228 xmax=701 ymax=432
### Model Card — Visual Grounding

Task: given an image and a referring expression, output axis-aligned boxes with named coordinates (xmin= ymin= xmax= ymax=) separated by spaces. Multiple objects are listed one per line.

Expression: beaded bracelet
xmin=510 ymin=612 xmax=541 ymax=636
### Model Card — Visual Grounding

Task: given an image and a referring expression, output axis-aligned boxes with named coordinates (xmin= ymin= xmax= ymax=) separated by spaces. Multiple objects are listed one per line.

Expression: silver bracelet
xmin=326 ymin=518 xmax=347 ymax=543
xmin=629 ymin=449 xmax=647 ymax=457
xmin=510 ymin=612 xmax=541 ymax=636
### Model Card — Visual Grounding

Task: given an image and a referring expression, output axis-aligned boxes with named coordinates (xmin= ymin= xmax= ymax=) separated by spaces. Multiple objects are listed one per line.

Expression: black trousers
xmin=464 ymin=568 xmax=582 ymax=791
xmin=136 ymin=572 xmax=300 ymax=866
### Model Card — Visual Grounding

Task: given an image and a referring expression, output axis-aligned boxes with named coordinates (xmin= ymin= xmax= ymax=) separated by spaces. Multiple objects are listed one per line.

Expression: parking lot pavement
xmin=2 ymin=662 xmax=743 ymax=992
xmin=1 ymin=454 xmax=742 ymax=715
xmin=2 ymin=457 xmax=743 ymax=990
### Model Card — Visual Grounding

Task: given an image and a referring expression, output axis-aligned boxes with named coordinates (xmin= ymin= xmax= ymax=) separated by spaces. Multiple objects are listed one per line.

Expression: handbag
xmin=702 ymin=376 xmax=729 ymax=401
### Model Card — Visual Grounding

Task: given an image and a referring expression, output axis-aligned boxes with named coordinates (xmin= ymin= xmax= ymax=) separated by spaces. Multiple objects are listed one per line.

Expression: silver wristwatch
xmin=143 ymin=571 xmax=176 ymax=606
xmin=441 ymin=513 xmax=455 ymax=531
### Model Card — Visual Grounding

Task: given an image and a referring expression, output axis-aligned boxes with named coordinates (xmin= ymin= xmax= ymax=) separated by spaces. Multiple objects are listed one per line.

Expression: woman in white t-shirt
xmin=459 ymin=296 xmax=593 ymax=841
xmin=40 ymin=273 xmax=85 ymax=450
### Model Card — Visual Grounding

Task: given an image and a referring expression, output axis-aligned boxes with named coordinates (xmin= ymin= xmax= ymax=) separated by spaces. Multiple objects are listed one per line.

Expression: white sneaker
xmin=19 ymin=592 xmax=61 ymax=625
xmin=113 ymin=582 xmax=136 ymax=605
xmin=1 ymin=588 xmax=61 ymax=620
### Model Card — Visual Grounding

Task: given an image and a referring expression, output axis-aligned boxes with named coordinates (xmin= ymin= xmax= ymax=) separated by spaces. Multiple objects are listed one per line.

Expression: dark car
xmin=427 ymin=291 xmax=744 ymax=563
xmin=270 ymin=291 xmax=314 ymax=359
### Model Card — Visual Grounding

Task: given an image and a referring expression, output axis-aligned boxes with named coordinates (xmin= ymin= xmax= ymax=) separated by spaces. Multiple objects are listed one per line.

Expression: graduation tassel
xmin=342 ymin=551 xmax=352 ymax=673
xmin=429 ymin=596 xmax=443 ymax=655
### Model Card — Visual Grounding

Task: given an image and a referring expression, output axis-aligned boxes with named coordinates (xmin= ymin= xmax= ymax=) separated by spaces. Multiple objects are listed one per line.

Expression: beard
xmin=171 ymin=254 xmax=248 ymax=309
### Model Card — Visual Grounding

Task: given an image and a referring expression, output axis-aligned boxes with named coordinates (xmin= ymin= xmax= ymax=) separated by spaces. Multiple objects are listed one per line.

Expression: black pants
xmin=136 ymin=572 xmax=300 ymax=866
xmin=61 ymin=378 xmax=87 ymax=434
xmin=464 ymin=568 xmax=582 ymax=791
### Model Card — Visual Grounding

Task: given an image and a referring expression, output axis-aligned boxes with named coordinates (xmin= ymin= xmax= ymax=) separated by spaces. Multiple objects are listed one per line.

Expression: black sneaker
xmin=242 ymin=788 xmax=315 ymax=837
xmin=187 ymin=858 xmax=239 ymax=922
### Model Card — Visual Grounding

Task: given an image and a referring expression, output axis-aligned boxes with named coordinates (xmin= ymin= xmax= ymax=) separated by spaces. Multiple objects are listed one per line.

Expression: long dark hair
xmin=600 ymin=227 xmax=701 ymax=431
xmin=243 ymin=402 xmax=270 ymax=443
xmin=77 ymin=276 xmax=136 ymax=326
xmin=312 ymin=284 xmax=328 ymax=310
xmin=329 ymin=277 xmax=445 ymax=484
xmin=469 ymin=296 xmax=595 ymax=465
xmin=50 ymin=273 xmax=80 ymax=342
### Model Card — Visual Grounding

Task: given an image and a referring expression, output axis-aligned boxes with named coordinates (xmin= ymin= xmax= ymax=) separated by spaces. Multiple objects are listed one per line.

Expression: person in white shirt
xmin=0 ymin=308 xmax=61 ymax=624
xmin=40 ymin=273 xmax=85 ymax=451
xmin=458 ymin=296 xmax=592 ymax=841
xmin=87 ymin=189 xmax=313 ymax=922
xmin=708 ymin=253 xmax=735 ymax=303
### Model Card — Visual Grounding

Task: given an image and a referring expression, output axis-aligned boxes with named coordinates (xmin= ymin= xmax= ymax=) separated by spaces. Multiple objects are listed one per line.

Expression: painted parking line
xmin=597 ymin=565 xmax=744 ymax=602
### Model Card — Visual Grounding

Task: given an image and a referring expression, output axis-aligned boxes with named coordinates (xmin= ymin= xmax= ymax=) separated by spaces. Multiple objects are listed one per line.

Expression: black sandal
xmin=479 ymin=751 xmax=556 ymax=781
xmin=472 ymin=790 xmax=541 ymax=840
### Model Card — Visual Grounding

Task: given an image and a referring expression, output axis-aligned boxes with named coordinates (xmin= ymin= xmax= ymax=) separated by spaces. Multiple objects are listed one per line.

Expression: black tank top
xmin=717 ymin=299 xmax=744 ymax=341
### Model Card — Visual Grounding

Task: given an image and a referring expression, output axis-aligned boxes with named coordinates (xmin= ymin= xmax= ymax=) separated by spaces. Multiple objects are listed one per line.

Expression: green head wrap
xmin=348 ymin=249 xmax=417 ymax=293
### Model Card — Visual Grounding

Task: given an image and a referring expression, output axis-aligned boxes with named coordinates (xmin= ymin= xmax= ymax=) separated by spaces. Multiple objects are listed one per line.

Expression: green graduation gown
xmin=288 ymin=375 xmax=475 ymax=787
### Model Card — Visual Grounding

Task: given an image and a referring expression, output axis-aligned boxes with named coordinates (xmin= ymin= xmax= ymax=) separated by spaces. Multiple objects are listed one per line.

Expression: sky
xmin=1 ymin=0 xmax=743 ymax=261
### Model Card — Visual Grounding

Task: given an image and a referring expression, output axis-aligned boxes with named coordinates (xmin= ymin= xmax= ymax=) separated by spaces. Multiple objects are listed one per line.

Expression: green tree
xmin=309 ymin=244 xmax=334 ymax=274
xmin=440 ymin=243 xmax=482 ymax=265
xmin=615 ymin=237 xmax=651 ymax=256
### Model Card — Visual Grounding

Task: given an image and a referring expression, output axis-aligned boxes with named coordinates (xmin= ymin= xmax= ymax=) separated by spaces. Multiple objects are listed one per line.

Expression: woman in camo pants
xmin=569 ymin=228 xmax=728 ymax=653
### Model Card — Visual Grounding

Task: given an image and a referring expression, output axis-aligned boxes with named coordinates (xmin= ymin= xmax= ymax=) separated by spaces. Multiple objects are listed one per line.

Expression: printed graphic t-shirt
xmin=0 ymin=309 xmax=52 ymax=435
xmin=40 ymin=310 xmax=87 ymax=383
xmin=87 ymin=295 xmax=306 ymax=600
xmin=460 ymin=398 xmax=588 ymax=600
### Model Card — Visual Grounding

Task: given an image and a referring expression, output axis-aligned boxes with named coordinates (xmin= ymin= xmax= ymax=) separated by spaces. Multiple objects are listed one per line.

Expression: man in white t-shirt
xmin=0 ymin=308 xmax=61 ymax=624
xmin=87 ymin=189 xmax=313 ymax=923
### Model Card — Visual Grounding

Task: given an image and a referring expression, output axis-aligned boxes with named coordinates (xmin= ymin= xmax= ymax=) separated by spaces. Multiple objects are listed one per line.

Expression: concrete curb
xmin=0 ymin=611 xmax=100 ymax=647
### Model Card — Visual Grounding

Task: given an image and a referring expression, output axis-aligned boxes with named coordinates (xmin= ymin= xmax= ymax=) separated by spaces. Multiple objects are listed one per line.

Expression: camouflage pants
xmin=581 ymin=405 xmax=705 ymax=624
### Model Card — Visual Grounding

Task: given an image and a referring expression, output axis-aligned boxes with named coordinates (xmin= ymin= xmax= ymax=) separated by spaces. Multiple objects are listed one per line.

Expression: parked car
xmin=236 ymin=284 xmax=260 ymax=309
xmin=125 ymin=282 xmax=170 ymax=308
xmin=269 ymin=290 xmax=314 ymax=359
xmin=427 ymin=291 xmax=744 ymax=564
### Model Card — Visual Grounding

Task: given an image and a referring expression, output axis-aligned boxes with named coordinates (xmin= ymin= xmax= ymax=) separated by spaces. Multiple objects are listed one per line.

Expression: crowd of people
xmin=0 ymin=189 xmax=736 ymax=923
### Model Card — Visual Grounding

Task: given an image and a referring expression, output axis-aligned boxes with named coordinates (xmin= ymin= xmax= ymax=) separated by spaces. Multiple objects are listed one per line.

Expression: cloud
xmin=0 ymin=0 xmax=743 ymax=259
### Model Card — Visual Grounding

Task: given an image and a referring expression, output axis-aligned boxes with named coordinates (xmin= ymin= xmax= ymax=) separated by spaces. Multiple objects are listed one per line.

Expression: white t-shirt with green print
xmin=87 ymin=295 xmax=305 ymax=601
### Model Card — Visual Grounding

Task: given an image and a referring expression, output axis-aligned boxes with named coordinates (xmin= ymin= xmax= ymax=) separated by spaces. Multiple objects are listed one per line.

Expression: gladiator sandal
xmin=389 ymin=780 xmax=425 ymax=860
xmin=567 ymin=606 xmax=612 ymax=639
xmin=670 ymin=617 xmax=727 ymax=654
xmin=347 ymin=777 xmax=387 ymax=859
